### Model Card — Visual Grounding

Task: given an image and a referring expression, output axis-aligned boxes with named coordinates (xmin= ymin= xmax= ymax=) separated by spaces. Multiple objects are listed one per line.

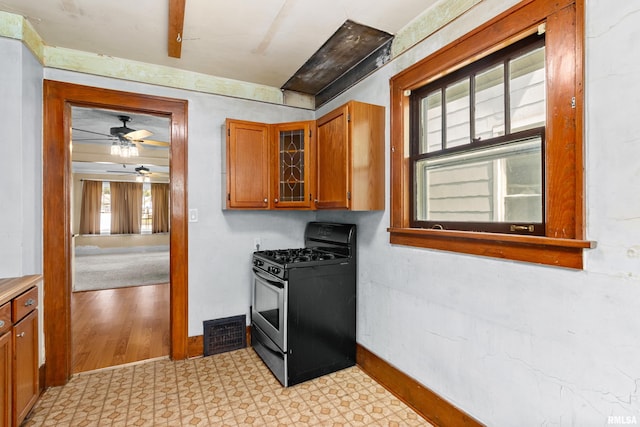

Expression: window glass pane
xmin=509 ymin=47 xmax=546 ymax=132
xmin=141 ymin=182 xmax=152 ymax=234
xmin=420 ymin=91 xmax=442 ymax=153
xmin=100 ymin=181 xmax=111 ymax=234
xmin=475 ymin=64 xmax=505 ymax=139
xmin=415 ymin=135 xmax=542 ymax=223
xmin=445 ymin=79 xmax=470 ymax=149
xmin=503 ymin=149 xmax=542 ymax=222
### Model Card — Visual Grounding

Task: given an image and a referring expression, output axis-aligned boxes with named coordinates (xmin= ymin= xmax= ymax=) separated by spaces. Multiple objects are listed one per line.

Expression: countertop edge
xmin=0 ymin=274 xmax=42 ymax=306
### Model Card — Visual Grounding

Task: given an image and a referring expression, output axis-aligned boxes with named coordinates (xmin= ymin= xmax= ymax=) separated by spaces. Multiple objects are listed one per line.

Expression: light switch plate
xmin=189 ymin=209 xmax=198 ymax=222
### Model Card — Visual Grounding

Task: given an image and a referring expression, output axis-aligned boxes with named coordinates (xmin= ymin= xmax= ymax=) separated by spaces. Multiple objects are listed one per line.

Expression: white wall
xmin=0 ymin=38 xmax=42 ymax=277
xmin=2 ymin=0 xmax=639 ymax=424
xmin=315 ymin=1 xmax=640 ymax=425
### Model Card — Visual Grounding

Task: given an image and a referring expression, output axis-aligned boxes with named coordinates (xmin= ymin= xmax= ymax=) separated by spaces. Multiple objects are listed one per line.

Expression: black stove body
xmin=251 ymin=222 xmax=356 ymax=387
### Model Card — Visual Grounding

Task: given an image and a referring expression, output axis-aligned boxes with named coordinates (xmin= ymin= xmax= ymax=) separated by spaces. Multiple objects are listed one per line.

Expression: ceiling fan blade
xmin=72 ymin=127 xmax=112 ymax=137
xmin=137 ymin=139 xmax=170 ymax=147
xmin=125 ymin=129 xmax=153 ymax=140
xmin=168 ymin=0 xmax=186 ymax=58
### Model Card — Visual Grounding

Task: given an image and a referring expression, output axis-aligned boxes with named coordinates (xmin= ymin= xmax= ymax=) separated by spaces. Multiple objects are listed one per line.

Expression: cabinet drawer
xmin=0 ymin=302 xmax=9 ymax=334
xmin=12 ymin=287 xmax=38 ymax=323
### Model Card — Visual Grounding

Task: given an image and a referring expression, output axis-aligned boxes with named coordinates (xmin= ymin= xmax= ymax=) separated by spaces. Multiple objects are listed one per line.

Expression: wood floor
xmin=71 ymin=283 xmax=170 ymax=374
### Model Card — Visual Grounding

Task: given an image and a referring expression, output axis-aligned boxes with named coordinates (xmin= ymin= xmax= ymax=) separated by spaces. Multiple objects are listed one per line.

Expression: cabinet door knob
xmin=0 ymin=320 xmax=4 ymax=328
xmin=25 ymin=298 xmax=35 ymax=306
xmin=17 ymin=332 xmax=25 ymax=338
xmin=263 ymin=198 xmax=268 ymax=203
xmin=274 ymin=198 xmax=279 ymax=203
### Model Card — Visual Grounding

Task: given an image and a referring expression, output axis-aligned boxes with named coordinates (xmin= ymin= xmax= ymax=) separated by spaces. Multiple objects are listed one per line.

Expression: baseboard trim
xmin=187 ymin=326 xmax=251 ymax=358
xmin=356 ymin=344 xmax=484 ymax=427
xmin=39 ymin=363 xmax=46 ymax=395
xmin=187 ymin=335 xmax=203 ymax=358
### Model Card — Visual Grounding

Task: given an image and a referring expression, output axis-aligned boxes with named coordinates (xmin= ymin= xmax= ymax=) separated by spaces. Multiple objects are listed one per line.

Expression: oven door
xmin=251 ymin=267 xmax=287 ymax=351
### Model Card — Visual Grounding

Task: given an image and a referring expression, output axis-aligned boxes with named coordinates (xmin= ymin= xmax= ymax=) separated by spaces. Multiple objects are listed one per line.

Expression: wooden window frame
xmin=388 ymin=0 xmax=594 ymax=269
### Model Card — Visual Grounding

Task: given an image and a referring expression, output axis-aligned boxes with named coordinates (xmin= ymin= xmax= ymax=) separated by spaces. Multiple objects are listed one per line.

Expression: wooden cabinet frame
xmin=0 ymin=329 xmax=10 ymax=427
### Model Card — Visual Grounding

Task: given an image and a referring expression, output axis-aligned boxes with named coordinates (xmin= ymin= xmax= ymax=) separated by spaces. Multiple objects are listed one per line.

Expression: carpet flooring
xmin=74 ymin=250 xmax=169 ymax=291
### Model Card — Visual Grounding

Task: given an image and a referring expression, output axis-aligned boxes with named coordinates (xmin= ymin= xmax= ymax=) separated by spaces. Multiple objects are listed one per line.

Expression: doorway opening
xmin=70 ymin=107 xmax=172 ymax=373
xmin=43 ymin=80 xmax=189 ymax=387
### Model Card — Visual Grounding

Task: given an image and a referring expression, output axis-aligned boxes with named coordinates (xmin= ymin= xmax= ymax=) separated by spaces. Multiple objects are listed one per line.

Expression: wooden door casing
xmin=43 ymin=80 xmax=189 ymax=387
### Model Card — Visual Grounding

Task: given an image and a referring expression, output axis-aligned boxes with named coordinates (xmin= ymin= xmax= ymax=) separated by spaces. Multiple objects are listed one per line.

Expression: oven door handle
xmin=252 ymin=267 xmax=285 ymax=289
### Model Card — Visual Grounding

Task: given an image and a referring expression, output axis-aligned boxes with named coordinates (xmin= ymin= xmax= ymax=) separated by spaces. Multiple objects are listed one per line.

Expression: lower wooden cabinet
xmin=13 ymin=309 xmax=38 ymax=426
xmin=0 ymin=329 xmax=11 ymax=427
xmin=0 ymin=282 xmax=39 ymax=427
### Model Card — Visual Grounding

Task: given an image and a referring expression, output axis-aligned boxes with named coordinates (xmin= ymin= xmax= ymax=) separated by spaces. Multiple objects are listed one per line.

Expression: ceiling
xmin=0 ymin=0 xmax=437 ymax=98
xmin=1 ymin=1 xmax=442 ymax=178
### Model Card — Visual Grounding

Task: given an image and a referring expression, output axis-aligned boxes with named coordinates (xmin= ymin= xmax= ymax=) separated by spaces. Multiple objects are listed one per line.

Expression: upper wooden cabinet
xmin=225 ymin=100 xmax=384 ymax=211
xmin=316 ymin=101 xmax=385 ymax=211
xmin=272 ymin=121 xmax=316 ymax=209
xmin=226 ymin=119 xmax=270 ymax=209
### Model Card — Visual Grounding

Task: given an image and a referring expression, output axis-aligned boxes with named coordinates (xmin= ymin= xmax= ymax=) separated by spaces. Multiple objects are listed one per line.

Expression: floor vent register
xmin=203 ymin=314 xmax=247 ymax=356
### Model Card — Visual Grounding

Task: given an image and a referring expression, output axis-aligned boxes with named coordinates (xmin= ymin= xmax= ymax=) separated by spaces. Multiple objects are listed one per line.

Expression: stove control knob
xmin=253 ymin=259 xmax=263 ymax=267
xmin=269 ymin=266 xmax=280 ymax=275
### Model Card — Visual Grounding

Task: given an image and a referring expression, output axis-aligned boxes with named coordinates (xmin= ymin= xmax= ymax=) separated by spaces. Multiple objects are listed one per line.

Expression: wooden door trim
xmin=43 ymin=80 xmax=189 ymax=386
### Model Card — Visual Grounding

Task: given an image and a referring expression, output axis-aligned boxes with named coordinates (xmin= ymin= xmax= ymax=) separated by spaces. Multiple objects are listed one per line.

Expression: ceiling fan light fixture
xmin=110 ymin=137 xmax=139 ymax=159
xmin=129 ymin=143 xmax=139 ymax=157
xmin=110 ymin=140 xmax=121 ymax=156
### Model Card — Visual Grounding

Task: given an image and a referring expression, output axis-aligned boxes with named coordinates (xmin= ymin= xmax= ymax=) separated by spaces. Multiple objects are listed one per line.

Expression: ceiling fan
xmin=72 ymin=115 xmax=170 ymax=149
xmin=105 ymin=164 xmax=168 ymax=182
xmin=109 ymin=115 xmax=152 ymax=141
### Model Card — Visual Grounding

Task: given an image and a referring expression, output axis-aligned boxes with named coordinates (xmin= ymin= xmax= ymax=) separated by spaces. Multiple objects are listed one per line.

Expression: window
xmin=95 ymin=181 xmax=156 ymax=235
xmin=388 ymin=0 xmax=593 ymax=269
xmin=410 ymin=35 xmax=545 ymax=235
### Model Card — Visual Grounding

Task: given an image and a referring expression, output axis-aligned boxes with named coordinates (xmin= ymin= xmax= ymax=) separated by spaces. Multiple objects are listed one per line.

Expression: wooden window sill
xmin=388 ymin=227 xmax=595 ymax=269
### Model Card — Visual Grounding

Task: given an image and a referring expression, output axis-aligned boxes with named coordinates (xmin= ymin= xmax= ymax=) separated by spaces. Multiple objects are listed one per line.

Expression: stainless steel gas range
xmin=250 ymin=222 xmax=356 ymax=387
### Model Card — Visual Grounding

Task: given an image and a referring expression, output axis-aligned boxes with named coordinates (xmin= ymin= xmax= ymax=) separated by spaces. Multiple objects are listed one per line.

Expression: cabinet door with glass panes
xmin=271 ymin=121 xmax=315 ymax=209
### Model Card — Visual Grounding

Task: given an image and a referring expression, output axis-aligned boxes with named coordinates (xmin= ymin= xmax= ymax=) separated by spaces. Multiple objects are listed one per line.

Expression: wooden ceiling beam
xmin=168 ymin=0 xmax=186 ymax=58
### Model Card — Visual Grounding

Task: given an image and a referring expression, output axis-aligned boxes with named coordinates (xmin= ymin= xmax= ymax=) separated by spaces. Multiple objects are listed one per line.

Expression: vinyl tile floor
xmin=24 ymin=348 xmax=431 ymax=426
